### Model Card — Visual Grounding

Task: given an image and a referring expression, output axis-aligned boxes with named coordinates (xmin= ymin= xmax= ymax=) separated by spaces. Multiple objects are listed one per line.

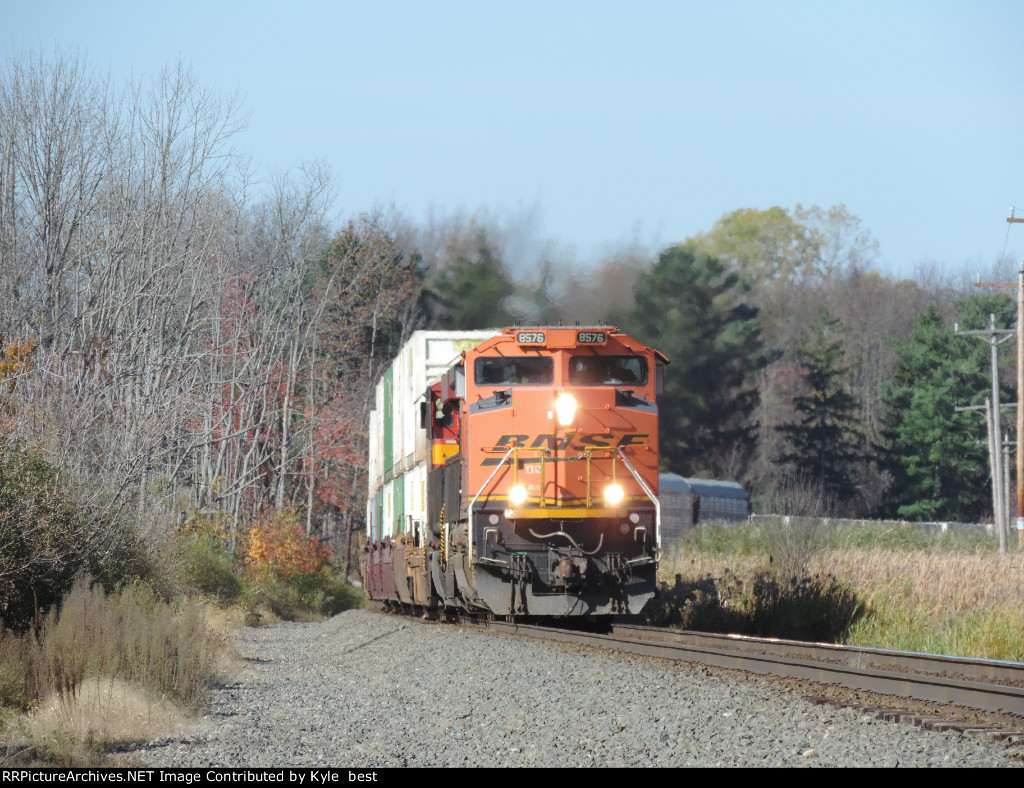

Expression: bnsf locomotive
xmin=359 ymin=327 xmax=668 ymax=617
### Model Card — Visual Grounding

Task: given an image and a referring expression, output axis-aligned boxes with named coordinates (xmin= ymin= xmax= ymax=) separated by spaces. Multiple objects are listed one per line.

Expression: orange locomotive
xmin=361 ymin=327 xmax=668 ymax=617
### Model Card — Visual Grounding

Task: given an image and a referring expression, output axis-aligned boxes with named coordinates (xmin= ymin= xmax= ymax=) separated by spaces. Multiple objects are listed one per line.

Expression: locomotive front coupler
xmin=545 ymin=544 xmax=589 ymax=590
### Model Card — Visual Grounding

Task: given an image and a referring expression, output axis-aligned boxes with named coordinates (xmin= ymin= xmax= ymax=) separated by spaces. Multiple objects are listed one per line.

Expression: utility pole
xmin=1019 ymin=264 xmax=1023 ymax=549
xmin=1009 ymin=208 xmax=1024 ymax=547
xmin=990 ymin=402 xmax=1003 ymax=549
xmin=990 ymin=205 xmax=1024 ymax=546
xmin=957 ymin=400 xmax=1005 ymax=548
xmin=1005 ymin=432 xmax=1014 ymax=547
xmin=955 ymin=316 xmax=1014 ymax=548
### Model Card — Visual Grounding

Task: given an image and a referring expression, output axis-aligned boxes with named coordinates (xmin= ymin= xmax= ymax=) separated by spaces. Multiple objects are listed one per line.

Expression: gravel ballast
xmin=136 ymin=609 xmax=1024 ymax=767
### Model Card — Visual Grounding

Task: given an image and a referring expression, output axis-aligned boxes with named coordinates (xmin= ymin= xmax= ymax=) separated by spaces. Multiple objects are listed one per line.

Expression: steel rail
xmin=483 ymin=620 xmax=1024 ymax=717
xmin=609 ymin=624 xmax=1024 ymax=685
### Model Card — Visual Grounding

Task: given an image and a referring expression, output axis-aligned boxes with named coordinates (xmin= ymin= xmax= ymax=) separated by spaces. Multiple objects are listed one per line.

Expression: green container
xmin=394 ymin=474 xmax=405 ymax=535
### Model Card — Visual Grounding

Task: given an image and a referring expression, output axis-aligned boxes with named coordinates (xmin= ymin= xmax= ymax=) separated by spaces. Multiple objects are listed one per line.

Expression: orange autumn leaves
xmin=0 ymin=337 xmax=35 ymax=431
xmin=243 ymin=509 xmax=331 ymax=580
xmin=181 ymin=507 xmax=332 ymax=582
xmin=0 ymin=337 xmax=35 ymax=384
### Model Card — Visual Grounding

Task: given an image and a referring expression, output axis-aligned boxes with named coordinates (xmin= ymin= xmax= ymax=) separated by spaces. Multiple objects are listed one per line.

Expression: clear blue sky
xmin=4 ymin=0 xmax=1024 ymax=278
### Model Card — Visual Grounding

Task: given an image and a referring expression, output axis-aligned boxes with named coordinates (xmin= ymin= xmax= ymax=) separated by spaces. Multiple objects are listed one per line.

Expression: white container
xmin=366 ymin=330 xmax=499 ymax=540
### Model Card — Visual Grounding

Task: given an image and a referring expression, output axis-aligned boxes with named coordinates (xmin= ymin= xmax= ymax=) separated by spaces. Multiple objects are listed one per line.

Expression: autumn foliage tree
xmin=0 ymin=337 xmax=35 ymax=429
xmin=243 ymin=509 xmax=331 ymax=581
xmin=302 ymin=215 xmax=428 ymax=566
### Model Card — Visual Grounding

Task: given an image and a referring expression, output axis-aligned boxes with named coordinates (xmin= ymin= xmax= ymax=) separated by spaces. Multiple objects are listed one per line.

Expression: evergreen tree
xmin=433 ymin=231 xmax=514 ymax=329
xmin=881 ymin=295 xmax=1014 ymax=521
xmin=624 ymin=242 xmax=765 ymax=479
xmin=776 ymin=310 xmax=862 ymax=502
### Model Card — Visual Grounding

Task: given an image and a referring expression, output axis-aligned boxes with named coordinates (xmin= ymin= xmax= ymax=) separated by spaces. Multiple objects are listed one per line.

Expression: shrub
xmin=289 ymin=570 xmax=363 ymax=618
xmin=0 ymin=439 xmax=156 ymax=630
xmin=180 ymin=535 xmax=244 ymax=603
xmin=175 ymin=508 xmax=362 ymax=623
xmin=645 ymin=568 xmax=863 ymax=642
xmin=0 ymin=440 xmax=91 ymax=629
xmin=242 ymin=509 xmax=331 ymax=581
xmin=240 ymin=565 xmax=362 ymax=623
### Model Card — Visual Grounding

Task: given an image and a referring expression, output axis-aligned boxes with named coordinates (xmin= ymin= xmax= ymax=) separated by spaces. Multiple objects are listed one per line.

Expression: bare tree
xmin=0 ymin=50 xmax=442 ymax=597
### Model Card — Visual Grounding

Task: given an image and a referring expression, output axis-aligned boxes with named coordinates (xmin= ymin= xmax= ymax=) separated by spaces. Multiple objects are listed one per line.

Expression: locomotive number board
xmin=515 ymin=331 xmax=608 ymax=345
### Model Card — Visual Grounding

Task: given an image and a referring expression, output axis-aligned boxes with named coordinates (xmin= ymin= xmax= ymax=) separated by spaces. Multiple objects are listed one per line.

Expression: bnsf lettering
xmin=529 ymin=434 xmax=572 ymax=451
xmin=480 ymin=433 xmax=650 ymax=464
xmin=493 ymin=434 xmax=529 ymax=448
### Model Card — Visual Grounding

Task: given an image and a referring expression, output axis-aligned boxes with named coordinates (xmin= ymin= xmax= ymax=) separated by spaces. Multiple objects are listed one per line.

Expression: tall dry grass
xmin=811 ymin=548 xmax=1024 ymax=660
xmin=810 ymin=548 xmax=1024 ymax=616
xmin=5 ymin=677 xmax=190 ymax=766
xmin=0 ymin=577 xmax=230 ymax=766
xmin=657 ymin=521 xmax=1024 ymax=661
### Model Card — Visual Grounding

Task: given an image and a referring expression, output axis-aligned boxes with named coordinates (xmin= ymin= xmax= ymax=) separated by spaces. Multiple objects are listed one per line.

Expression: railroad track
xmin=474 ymin=618 xmax=1024 ymax=742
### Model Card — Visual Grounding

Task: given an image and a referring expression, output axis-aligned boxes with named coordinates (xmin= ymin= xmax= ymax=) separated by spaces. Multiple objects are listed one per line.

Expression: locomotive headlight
xmin=604 ymin=483 xmax=625 ymax=506
xmin=554 ymin=393 xmax=577 ymax=426
xmin=509 ymin=484 xmax=528 ymax=506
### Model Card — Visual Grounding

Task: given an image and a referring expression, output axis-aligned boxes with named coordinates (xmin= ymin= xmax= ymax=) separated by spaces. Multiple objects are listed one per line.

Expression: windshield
xmin=475 ymin=356 xmax=554 ymax=386
xmin=569 ymin=355 xmax=647 ymax=386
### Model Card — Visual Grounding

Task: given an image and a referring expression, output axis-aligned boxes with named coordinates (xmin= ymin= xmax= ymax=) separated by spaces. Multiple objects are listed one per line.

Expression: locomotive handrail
xmin=616 ymin=447 xmax=661 ymax=549
xmin=480 ymin=444 xmax=643 ymax=514
xmin=467 ymin=444 xmax=517 ymax=561
xmin=583 ymin=447 xmax=616 ymax=507
xmin=482 ymin=445 xmax=552 ymax=508
xmin=469 ymin=444 xmax=659 ymax=557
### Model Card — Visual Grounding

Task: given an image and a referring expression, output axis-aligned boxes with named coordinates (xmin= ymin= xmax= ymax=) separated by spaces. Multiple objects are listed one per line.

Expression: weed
xmin=0 ymin=578 xmax=228 ymax=766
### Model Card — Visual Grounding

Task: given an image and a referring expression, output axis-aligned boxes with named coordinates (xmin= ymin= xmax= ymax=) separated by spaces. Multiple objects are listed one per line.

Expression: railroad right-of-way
xmin=482 ymin=620 xmax=1024 ymax=721
xmin=132 ymin=609 xmax=1023 ymax=768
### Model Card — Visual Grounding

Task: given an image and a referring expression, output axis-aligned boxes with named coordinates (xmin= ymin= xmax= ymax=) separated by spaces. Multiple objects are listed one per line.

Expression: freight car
xmin=359 ymin=327 xmax=668 ymax=618
xmin=659 ymin=474 xmax=750 ymax=543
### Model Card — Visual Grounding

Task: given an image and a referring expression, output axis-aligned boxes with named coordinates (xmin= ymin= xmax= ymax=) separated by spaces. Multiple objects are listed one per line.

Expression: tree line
xmin=0 ymin=51 xmax=1015 ymax=619
xmin=416 ymin=207 xmax=1017 ymax=524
